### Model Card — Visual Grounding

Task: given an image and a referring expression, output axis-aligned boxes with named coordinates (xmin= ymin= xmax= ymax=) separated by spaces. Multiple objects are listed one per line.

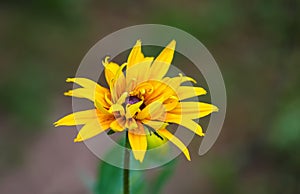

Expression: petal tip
xmin=102 ymin=56 xmax=110 ymax=66
xmin=136 ymin=154 xmax=145 ymax=163
xmin=53 ymin=121 xmax=59 ymax=127
xmin=136 ymin=39 xmax=142 ymax=45
xmin=64 ymin=91 xmax=72 ymax=96
xmin=66 ymin=78 xmax=75 ymax=83
xmin=74 ymin=136 xmax=83 ymax=143
xmin=213 ymin=106 xmax=219 ymax=112
xmin=186 ymin=155 xmax=191 ymax=161
xmin=183 ymin=148 xmax=191 ymax=161
xmin=196 ymin=130 xmax=205 ymax=137
xmin=190 ymin=78 xmax=197 ymax=84
xmin=169 ymin=40 xmax=176 ymax=48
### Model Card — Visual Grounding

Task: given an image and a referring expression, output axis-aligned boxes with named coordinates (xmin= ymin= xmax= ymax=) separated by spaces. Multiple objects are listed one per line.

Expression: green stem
xmin=124 ymin=131 xmax=130 ymax=194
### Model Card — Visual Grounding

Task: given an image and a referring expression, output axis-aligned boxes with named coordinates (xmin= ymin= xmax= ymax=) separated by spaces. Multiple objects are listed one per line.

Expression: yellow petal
xmin=136 ymin=101 xmax=166 ymax=120
xmin=64 ymin=88 xmax=93 ymax=100
xmin=116 ymin=92 xmax=128 ymax=105
xmin=141 ymin=120 xmax=168 ymax=130
xmin=127 ymin=40 xmax=144 ymax=68
xmin=65 ymin=77 xmax=110 ymax=108
xmin=177 ymin=86 xmax=207 ymax=100
xmin=54 ymin=109 xmax=99 ymax=127
xmin=126 ymin=78 xmax=137 ymax=93
xmin=94 ymin=101 xmax=110 ymax=115
xmin=169 ymin=102 xmax=219 ymax=119
xmin=109 ymin=104 xmax=125 ymax=116
xmin=130 ymin=82 xmax=154 ymax=98
xmin=104 ymin=92 xmax=113 ymax=106
xmin=149 ymin=40 xmax=176 ymax=80
xmin=144 ymin=80 xmax=176 ymax=105
xmin=66 ymin=77 xmax=109 ymax=96
xmin=128 ymin=122 xmax=147 ymax=162
xmin=163 ymin=96 xmax=179 ymax=111
xmin=135 ymin=57 xmax=154 ymax=84
xmin=111 ymin=63 xmax=127 ymax=101
xmin=161 ymin=74 xmax=196 ymax=95
xmin=110 ymin=118 xmax=125 ymax=132
xmin=125 ymin=118 xmax=138 ymax=130
xmin=103 ymin=57 xmax=120 ymax=88
xmin=126 ymin=57 xmax=154 ymax=90
xmin=65 ymin=88 xmax=110 ymax=108
xmin=125 ymin=40 xmax=154 ymax=91
xmin=162 ymin=75 xmax=196 ymax=85
xmin=66 ymin=77 xmax=99 ymax=89
xmin=125 ymin=100 xmax=143 ymax=119
xmin=158 ymin=128 xmax=191 ymax=161
xmin=165 ymin=114 xmax=205 ymax=136
xmin=74 ymin=118 xmax=112 ymax=142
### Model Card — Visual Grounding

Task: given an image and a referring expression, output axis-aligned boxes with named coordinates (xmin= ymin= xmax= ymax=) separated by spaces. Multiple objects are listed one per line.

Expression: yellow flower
xmin=54 ymin=40 xmax=218 ymax=162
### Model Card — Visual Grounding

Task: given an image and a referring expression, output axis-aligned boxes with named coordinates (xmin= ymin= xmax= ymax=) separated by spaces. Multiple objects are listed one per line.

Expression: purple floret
xmin=128 ymin=96 xmax=141 ymax=105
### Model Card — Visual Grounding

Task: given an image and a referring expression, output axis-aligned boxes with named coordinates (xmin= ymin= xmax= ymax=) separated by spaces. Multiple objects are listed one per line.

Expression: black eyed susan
xmin=54 ymin=40 xmax=218 ymax=162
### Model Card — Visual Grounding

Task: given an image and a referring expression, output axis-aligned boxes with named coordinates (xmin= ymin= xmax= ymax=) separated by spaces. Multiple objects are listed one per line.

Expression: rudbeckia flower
xmin=54 ymin=40 xmax=218 ymax=162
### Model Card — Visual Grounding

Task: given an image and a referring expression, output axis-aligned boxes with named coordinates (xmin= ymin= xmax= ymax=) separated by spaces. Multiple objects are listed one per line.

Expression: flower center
xmin=125 ymin=95 xmax=146 ymax=111
xmin=127 ymin=96 xmax=141 ymax=105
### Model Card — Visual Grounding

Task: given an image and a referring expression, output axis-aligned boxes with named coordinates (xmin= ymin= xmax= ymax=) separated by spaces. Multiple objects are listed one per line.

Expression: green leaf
xmin=148 ymin=159 xmax=178 ymax=194
xmin=94 ymin=161 xmax=123 ymax=194
xmin=94 ymin=161 xmax=146 ymax=194
xmin=94 ymin=135 xmax=146 ymax=194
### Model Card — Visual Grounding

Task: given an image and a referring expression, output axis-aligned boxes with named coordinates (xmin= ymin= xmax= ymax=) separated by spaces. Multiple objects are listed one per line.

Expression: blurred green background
xmin=0 ymin=0 xmax=299 ymax=193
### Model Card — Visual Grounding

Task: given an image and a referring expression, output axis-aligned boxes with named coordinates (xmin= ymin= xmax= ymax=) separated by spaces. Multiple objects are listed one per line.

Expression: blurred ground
xmin=0 ymin=98 xmax=98 ymax=194
xmin=0 ymin=0 xmax=300 ymax=193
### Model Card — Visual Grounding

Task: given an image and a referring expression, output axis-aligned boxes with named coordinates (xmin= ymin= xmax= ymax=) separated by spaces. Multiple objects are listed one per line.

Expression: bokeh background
xmin=0 ymin=0 xmax=299 ymax=193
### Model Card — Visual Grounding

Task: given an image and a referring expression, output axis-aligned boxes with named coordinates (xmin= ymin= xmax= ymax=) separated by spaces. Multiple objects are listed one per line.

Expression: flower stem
xmin=124 ymin=131 xmax=130 ymax=194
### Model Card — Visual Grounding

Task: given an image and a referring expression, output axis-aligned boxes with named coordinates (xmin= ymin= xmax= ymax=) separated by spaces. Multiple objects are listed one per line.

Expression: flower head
xmin=54 ymin=40 xmax=218 ymax=162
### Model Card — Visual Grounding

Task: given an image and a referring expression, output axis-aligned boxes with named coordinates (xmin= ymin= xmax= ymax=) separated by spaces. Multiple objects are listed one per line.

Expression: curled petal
xmin=112 ymin=63 xmax=127 ymax=101
xmin=144 ymin=80 xmax=177 ymax=104
xmin=103 ymin=57 xmax=120 ymax=88
xmin=130 ymin=82 xmax=154 ymax=98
